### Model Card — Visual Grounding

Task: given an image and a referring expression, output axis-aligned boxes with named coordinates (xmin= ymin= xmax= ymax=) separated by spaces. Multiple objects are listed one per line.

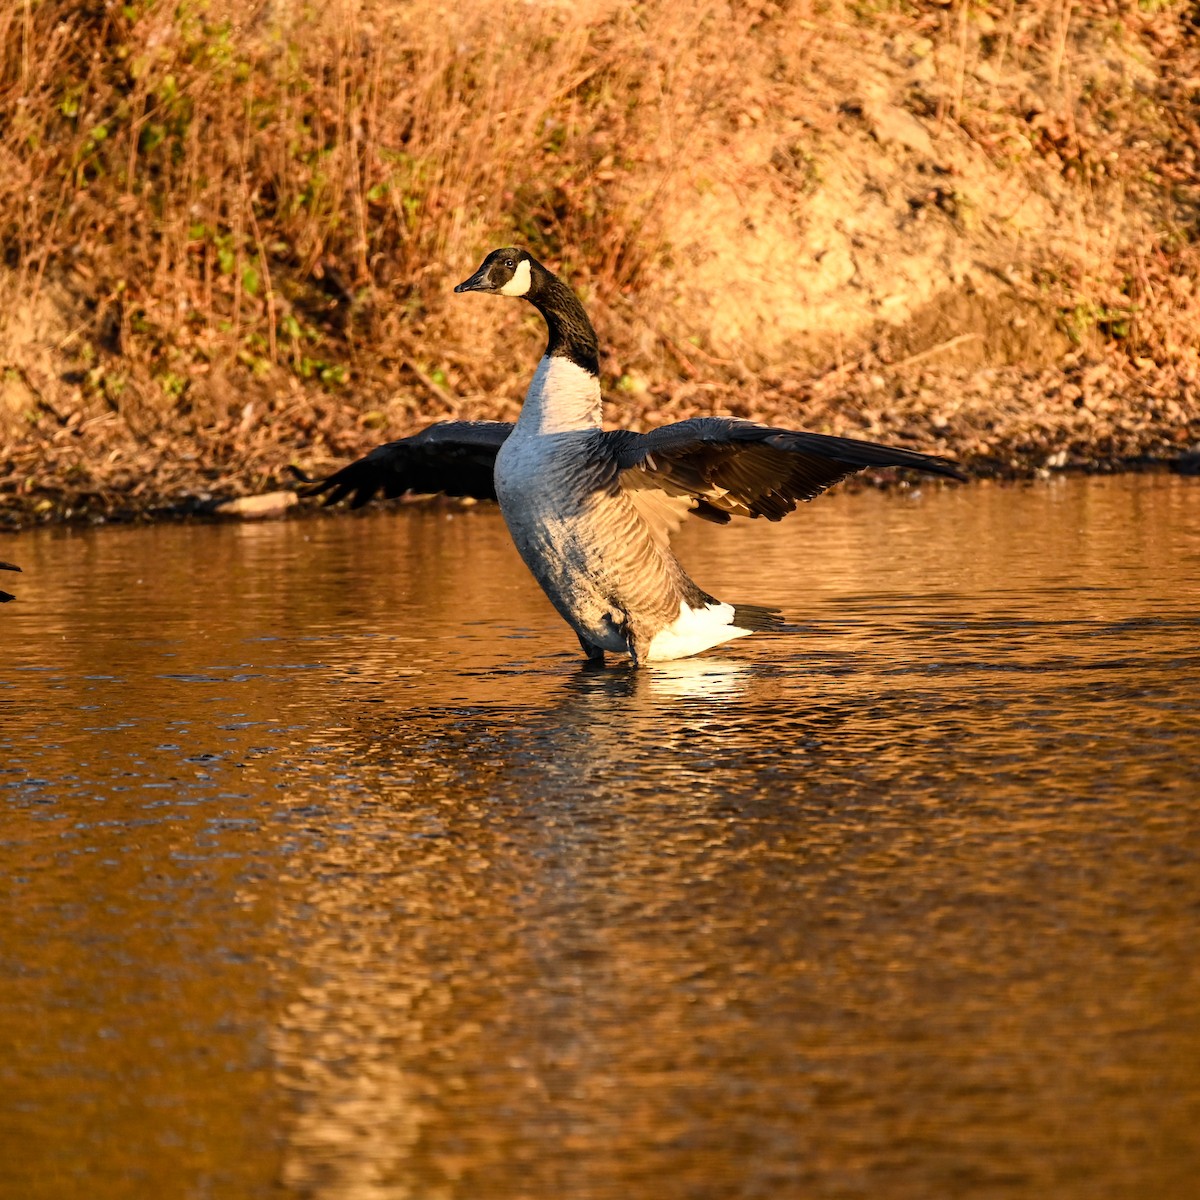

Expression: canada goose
xmin=308 ymin=248 xmax=965 ymax=665
xmin=0 ymin=561 xmax=19 ymax=604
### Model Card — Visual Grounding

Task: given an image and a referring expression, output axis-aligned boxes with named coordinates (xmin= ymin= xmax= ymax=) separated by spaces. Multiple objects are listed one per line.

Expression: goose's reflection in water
xmin=606 ymin=656 xmax=752 ymax=701
xmin=269 ymin=659 xmax=857 ymax=1198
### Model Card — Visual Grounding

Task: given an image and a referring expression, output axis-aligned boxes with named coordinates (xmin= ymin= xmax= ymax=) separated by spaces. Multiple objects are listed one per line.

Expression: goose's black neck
xmin=525 ymin=262 xmax=601 ymax=377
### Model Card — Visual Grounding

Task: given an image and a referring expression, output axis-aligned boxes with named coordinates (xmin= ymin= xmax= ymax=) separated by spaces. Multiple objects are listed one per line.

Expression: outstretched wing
xmin=0 ymin=560 xmax=19 ymax=604
xmin=607 ymin=417 xmax=966 ymax=528
xmin=304 ymin=421 xmax=513 ymax=508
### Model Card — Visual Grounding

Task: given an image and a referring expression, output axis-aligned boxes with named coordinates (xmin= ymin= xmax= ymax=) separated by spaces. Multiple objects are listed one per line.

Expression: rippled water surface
xmin=1 ymin=475 xmax=1198 ymax=1199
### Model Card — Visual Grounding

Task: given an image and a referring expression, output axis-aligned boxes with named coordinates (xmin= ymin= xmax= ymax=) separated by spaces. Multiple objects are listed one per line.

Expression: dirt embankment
xmin=1 ymin=0 xmax=1198 ymax=529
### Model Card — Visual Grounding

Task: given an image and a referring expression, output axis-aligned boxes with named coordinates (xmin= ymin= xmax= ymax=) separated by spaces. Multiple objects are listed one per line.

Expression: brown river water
xmin=1 ymin=474 xmax=1198 ymax=1199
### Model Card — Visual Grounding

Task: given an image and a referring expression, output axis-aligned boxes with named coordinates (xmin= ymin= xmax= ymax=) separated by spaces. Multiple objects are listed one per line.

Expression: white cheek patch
xmin=498 ymin=258 xmax=531 ymax=297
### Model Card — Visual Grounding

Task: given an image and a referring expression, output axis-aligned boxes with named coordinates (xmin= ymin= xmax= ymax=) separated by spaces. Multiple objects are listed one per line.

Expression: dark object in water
xmin=0 ymin=559 xmax=20 ymax=603
xmin=1168 ymin=450 xmax=1200 ymax=477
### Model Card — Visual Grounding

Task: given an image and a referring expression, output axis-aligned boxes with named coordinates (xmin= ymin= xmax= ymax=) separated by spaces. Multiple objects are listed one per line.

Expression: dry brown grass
xmin=1 ymin=0 xmax=805 ymax=428
xmin=0 ymin=0 xmax=1197 ymax=522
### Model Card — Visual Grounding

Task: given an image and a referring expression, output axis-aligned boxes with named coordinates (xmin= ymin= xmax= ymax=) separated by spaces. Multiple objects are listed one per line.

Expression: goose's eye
xmin=505 ymin=259 xmax=515 ymax=269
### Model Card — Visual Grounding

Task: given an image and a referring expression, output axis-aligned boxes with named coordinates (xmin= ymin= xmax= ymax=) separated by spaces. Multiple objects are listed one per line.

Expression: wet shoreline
xmin=3 ymin=353 xmax=1198 ymax=532
xmin=2 ymin=452 xmax=1195 ymax=534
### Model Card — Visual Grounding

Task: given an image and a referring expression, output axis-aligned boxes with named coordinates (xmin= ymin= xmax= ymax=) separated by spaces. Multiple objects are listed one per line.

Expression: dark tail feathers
xmin=732 ymin=603 xmax=787 ymax=632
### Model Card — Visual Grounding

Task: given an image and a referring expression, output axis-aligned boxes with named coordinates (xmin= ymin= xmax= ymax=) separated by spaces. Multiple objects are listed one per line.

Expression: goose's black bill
xmin=302 ymin=421 xmax=513 ymax=508
xmin=453 ymin=265 xmax=492 ymax=294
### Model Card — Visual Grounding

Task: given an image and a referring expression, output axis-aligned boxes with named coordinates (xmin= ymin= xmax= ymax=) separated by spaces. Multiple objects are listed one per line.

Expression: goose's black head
xmin=454 ymin=247 xmax=536 ymax=298
xmin=454 ymin=246 xmax=601 ymax=376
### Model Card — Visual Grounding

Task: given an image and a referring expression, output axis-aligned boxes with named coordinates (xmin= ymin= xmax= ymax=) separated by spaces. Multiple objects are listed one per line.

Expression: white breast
xmin=512 ymin=355 xmax=601 ymax=435
xmin=493 ymin=354 xmax=602 ymax=536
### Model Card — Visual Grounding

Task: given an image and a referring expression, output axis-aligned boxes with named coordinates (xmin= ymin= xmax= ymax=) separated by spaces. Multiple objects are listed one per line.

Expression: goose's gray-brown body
xmin=309 ymin=247 xmax=966 ymax=665
xmin=495 ymin=409 xmax=753 ymax=663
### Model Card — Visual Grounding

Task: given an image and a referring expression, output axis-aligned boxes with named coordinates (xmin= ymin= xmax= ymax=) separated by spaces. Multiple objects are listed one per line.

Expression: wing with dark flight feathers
xmin=0 ymin=560 xmax=20 ymax=604
xmin=606 ymin=417 xmax=966 ymax=526
xmin=303 ymin=421 xmax=513 ymax=508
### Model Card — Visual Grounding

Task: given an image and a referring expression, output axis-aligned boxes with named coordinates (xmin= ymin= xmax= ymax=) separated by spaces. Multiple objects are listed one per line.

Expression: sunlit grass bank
xmin=1 ymin=0 xmax=1197 ymax=521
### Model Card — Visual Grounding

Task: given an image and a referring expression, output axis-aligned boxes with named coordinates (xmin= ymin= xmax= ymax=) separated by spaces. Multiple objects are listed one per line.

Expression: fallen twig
xmin=892 ymin=333 xmax=981 ymax=370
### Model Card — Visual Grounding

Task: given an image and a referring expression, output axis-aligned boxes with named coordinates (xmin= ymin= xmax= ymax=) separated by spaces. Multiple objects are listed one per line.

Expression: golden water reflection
xmin=1 ymin=476 xmax=1198 ymax=1199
